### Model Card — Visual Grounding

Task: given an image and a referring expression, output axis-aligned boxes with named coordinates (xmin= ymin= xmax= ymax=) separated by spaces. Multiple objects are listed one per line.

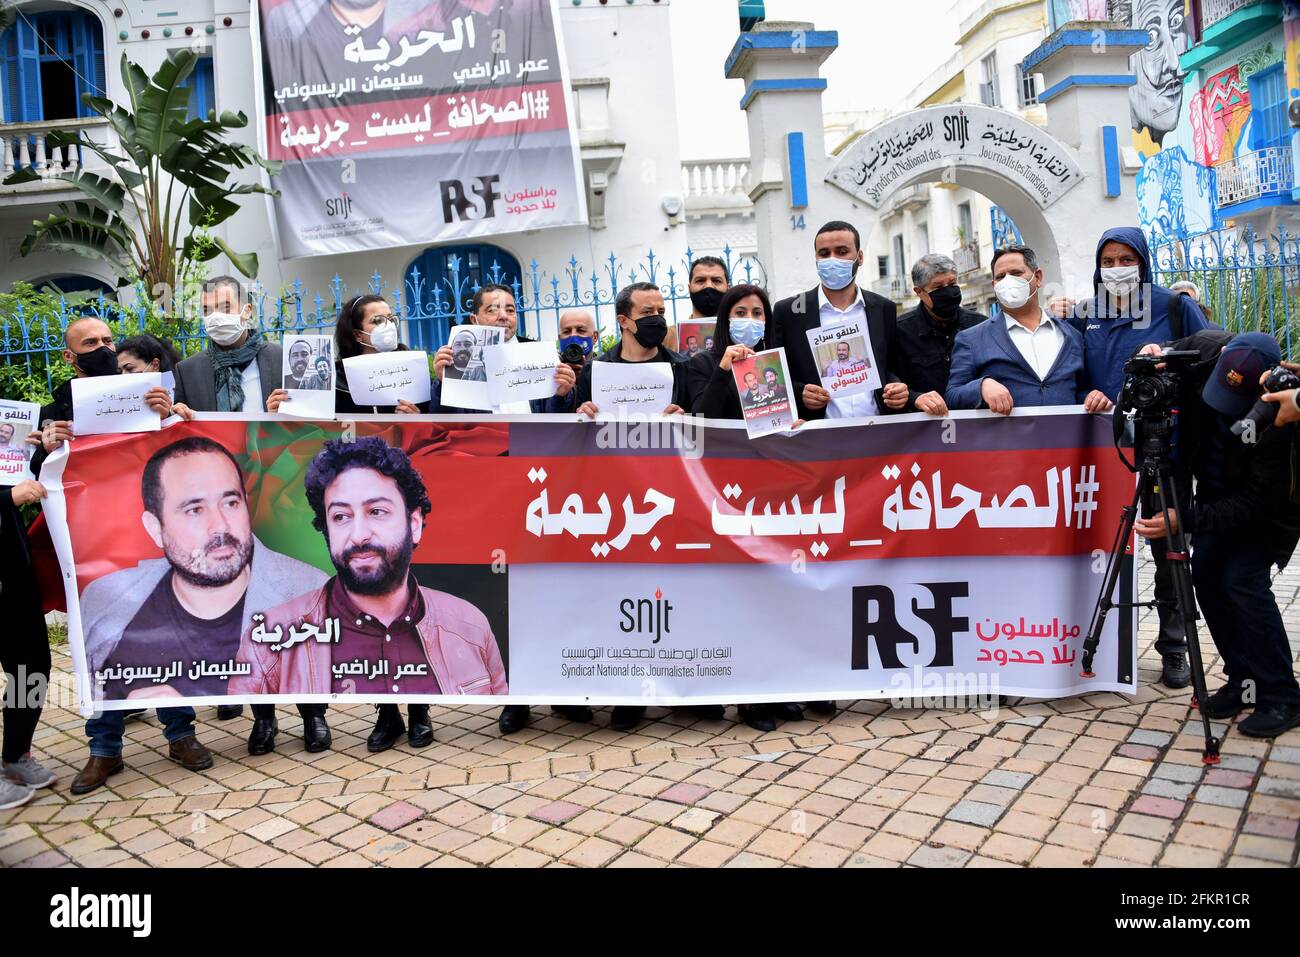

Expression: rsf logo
xmin=619 ymin=587 xmax=672 ymax=644
xmin=325 ymin=191 xmax=354 ymax=221
xmin=440 ymin=175 xmax=501 ymax=222
xmin=851 ymin=582 xmax=968 ymax=670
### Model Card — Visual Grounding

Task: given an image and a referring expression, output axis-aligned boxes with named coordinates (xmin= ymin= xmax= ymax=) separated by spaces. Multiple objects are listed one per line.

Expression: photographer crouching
xmin=1134 ymin=330 xmax=1300 ymax=737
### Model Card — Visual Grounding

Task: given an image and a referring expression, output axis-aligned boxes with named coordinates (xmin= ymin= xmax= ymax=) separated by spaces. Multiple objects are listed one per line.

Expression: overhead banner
xmin=256 ymin=0 xmax=586 ymax=257
xmin=39 ymin=411 xmax=1137 ymax=714
xmin=826 ymin=104 xmax=1083 ymax=209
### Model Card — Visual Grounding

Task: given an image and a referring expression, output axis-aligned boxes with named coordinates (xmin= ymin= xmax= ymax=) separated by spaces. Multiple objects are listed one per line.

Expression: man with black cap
xmin=1134 ymin=330 xmax=1300 ymax=738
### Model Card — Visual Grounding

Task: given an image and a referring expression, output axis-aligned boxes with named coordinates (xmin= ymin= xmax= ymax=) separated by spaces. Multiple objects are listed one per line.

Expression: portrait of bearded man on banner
xmin=231 ymin=435 xmax=508 ymax=697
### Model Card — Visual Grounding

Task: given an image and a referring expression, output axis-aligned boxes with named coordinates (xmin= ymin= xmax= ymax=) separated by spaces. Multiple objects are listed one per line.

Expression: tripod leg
xmin=1081 ymin=474 xmax=1146 ymax=677
xmin=1155 ymin=470 xmax=1221 ymax=765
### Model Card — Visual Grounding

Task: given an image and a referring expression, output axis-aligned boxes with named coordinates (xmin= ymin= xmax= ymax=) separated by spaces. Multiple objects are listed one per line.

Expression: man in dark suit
xmin=945 ymin=246 xmax=1113 ymax=414
xmin=892 ymin=253 xmax=986 ymax=415
xmin=772 ymin=221 xmax=909 ymax=421
xmin=171 ymin=275 xmax=332 ymax=757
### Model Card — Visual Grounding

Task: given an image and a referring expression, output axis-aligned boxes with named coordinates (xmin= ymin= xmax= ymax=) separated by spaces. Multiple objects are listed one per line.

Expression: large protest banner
xmin=39 ymin=411 xmax=1137 ymax=714
xmin=256 ymin=0 xmax=586 ymax=257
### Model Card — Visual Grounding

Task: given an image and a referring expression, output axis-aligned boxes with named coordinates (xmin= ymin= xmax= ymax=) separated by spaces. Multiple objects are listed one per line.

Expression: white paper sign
xmin=592 ymin=361 xmax=673 ymax=415
xmin=71 ymin=374 xmax=163 ymax=435
xmin=806 ymin=318 xmax=881 ymax=399
xmin=342 ymin=351 xmax=432 ymax=407
xmin=440 ymin=324 xmax=502 ymax=411
xmin=0 ymin=399 xmax=39 ymax=486
xmin=280 ymin=335 xmax=335 ymax=418
xmin=484 ymin=340 xmax=559 ymax=407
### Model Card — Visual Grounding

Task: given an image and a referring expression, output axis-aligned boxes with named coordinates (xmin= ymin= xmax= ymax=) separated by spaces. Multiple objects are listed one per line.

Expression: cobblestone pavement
xmin=2 ymin=556 xmax=1298 ymax=869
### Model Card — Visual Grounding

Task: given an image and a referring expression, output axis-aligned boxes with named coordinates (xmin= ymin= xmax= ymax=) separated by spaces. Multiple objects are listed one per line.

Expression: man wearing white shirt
xmin=773 ymin=221 xmax=913 ymax=422
xmin=945 ymin=246 xmax=1113 ymax=414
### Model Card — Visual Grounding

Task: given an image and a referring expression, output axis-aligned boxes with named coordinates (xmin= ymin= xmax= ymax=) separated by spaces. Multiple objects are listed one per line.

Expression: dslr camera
xmin=1231 ymin=366 xmax=1300 ymax=438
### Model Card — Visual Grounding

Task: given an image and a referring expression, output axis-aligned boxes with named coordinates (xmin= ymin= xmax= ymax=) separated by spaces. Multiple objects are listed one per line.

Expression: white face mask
xmin=1101 ymin=265 xmax=1141 ymax=297
xmin=994 ymin=275 xmax=1033 ymax=310
xmin=368 ymin=321 xmax=400 ymax=353
xmin=204 ymin=310 xmax=246 ymax=347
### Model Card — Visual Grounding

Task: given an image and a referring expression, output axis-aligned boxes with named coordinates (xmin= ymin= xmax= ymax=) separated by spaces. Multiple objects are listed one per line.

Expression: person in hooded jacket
xmin=1050 ymin=226 xmax=1214 ymax=691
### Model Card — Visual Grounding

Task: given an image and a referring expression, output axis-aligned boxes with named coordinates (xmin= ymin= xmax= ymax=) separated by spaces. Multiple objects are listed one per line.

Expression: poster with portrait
xmin=0 ymin=399 xmax=39 ymax=485
xmin=282 ymin=335 xmax=336 ymax=418
xmin=254 ymin=0 xmax=587 ymax=258
xmin=441 ymin=324 xmax=502 ymax=410
xmin=807 ymin=318 xmax=880 ymax=400
xmin=732 ymin=348 xmax=795 ymax=439
xmin=676 ymin=320 xmax=716 ymax=359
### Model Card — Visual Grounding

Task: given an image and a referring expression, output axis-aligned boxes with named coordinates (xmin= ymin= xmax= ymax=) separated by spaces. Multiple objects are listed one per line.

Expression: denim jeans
xmin=86 ymin=708 xmax=196 ymax=759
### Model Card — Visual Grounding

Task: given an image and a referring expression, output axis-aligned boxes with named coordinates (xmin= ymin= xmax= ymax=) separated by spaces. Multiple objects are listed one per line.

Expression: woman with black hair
xmin=686 ymin=284 xmax=807 ymax=733
xmin=117 ymin=334 xmax=183 ymax=374
xmin=332 ymin=294 xmax=431 ymax=415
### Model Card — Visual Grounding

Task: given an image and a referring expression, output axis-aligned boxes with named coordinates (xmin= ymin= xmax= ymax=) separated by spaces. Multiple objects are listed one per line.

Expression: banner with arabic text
xmin=256 ymin=0 xmax=586 ymax=257
xmin=39 ymin=410 xmax=1137 ymax=714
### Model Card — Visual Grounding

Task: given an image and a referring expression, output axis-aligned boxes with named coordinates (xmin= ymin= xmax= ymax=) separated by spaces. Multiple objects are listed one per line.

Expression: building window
xmin=891 ymin=234 xmax=905 ymax=277
xmin=1018 ymin=68 xmax=1039 ymax=107
xmin=1247 ymin=63 xmax=1288 ymax=153
xmin=1 ymin=9 xmax=105 ymax=124
xmin=979 ymin=52 xmax=1000 ymax=108
xmin=957 ymin=201 xmax=974 ymax=246
xmin=877 ymin=255 xmax=890 ymax=279
xmin=181 ymin=55 xmax=215 ymax=122
xmin=917 ymin=222 xmax=930 ymax=257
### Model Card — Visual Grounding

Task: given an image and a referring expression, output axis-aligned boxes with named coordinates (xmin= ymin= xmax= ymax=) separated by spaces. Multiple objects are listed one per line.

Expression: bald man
xmin=556 ymin=309 xmax=599 ymax=371
xmin=31 ymin=317 xmax=173 ymax=478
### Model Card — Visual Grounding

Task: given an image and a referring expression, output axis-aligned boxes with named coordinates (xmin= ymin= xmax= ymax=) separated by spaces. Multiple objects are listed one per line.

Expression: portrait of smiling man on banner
xmin=231 ymin=435 xmax=508 ymax=697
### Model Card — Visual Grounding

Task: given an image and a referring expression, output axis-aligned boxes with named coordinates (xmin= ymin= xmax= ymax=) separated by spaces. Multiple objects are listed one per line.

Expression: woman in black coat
xmin=333 ymin=294 xmax=432 ymax=415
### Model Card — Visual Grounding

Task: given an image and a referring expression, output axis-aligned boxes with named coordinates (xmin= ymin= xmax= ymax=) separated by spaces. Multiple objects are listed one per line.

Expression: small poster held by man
xmin=281 ymin=335 xmax=335 ymax=418
xmin=732 ymin=348 xmax=796 ymax=439
xmin=484 ymin=340 xmax=561 ymax=407
xmin=441 ymin=325 xmax=503 ymax=411
xmin=676 ymin=320 xmax=716 ymax=358
xmin=0 ymin=399 xmax=39 ymax=485
xmin=806 ymin=318 xmax=880 ymax=399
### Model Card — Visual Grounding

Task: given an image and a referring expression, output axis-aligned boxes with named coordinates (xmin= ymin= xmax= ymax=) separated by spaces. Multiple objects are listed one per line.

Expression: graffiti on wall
xmin=1191 ymin=66 xmax=1251 ymax=168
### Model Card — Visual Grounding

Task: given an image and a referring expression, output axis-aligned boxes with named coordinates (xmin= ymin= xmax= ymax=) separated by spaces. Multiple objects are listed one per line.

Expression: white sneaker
xmin=2 ymin=755 xmax=57 ymax=789
xmin=0 ymin=777 xmax=33 ymax=810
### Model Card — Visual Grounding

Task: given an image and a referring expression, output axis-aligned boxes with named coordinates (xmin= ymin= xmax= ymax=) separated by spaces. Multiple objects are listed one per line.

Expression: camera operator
xmin=1133 ymin=330 xmax=1300 ymax=738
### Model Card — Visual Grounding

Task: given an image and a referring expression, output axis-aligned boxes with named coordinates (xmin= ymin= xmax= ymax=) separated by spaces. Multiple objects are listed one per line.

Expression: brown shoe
xmin=70 ymin=755 xmax=124 ymax=796
xmin=168 ymin=736 xmax=214 ymax=771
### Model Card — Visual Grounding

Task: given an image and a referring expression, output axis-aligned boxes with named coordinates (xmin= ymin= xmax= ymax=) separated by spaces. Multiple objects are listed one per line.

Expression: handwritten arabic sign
xmin=0 ymin=399 xmax=38 ymax=486
xmin=342 ymin=351 xmax=432 ymax=407
xmin=69 ymin=374 xmax=162 ymax=436
xmin=40 ymin=410 xmax=1135 ymax=712
xmin=484 ymin=340 xmax=560 ymax=406
xmin=256 ymin=0 xmax=586 ymax=257
xmin=826 ymin=105 xmax=1084 ymax=210
xmin=592 ymin=361 xmax=674 ymax=415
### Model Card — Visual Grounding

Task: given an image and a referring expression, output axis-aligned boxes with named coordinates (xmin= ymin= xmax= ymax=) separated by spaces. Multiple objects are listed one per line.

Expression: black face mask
xmin=928 ymin=284 xmax=962 ymax=320
xmin=689 ymin=287 xmax=725 ymax=317
xmin=76 ymin=345 xmax=119 ymax=378
xmin=631 ymin=315 xmax=668 ymax=350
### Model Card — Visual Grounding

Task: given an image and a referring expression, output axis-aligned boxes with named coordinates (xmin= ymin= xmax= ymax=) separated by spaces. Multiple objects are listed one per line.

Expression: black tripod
xmin=1080 ymin=413 xmax=1221 ymax=764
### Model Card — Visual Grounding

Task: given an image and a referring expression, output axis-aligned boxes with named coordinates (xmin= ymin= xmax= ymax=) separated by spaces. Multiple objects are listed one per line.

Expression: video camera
xmin=1116 ymin=350 xmax=1201 ymax=472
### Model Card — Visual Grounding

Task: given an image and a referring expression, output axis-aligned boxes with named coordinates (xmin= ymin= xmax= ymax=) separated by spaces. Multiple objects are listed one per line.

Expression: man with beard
xmin=285 ymin=339 xmax=315 ymax=390
xmin=74 ymin=437 xmax=329 ymax=793
xmin=444 ymin=329 xmax=488 ymax=381
xmin=822 ymin=340 xmax=867 ymax=379
xmin=231 ymin=436 xmax=507 ymax=750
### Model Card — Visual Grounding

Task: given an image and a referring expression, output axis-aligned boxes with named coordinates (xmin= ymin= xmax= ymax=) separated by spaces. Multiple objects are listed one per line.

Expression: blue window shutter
xmin=1247 ymin=64 xmax=1287 ymax=153
xmin=181 ymin=56 xmax=215 ymax=121
xmin=2 ymin=17 xmax=42 ymax=122
xmin=70 ymin=11 xmax=104 ymax=117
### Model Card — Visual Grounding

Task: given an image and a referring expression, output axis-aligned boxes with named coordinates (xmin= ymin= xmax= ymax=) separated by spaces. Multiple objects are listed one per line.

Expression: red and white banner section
xmin=39 ymin=409 xmax=1135 ymax=714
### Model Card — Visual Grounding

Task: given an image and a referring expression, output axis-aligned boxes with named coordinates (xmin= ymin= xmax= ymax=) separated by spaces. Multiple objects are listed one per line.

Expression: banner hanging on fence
xmin=40 ymin=410 xmax=1137 ymax=714
xmin=255 ymin=0 xmax=587 ymax=257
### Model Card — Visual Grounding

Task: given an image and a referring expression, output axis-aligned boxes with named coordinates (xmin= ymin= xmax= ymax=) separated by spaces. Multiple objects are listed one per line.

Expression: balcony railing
xmin=954 ymin=238 xmax=981 ymax=275
xmin=1202 ymin=0 xmax=1255 ymax=29
xmin=871 ymin=275 xmax=910 ymax=302
xmin=0 ymin=117 xmax=111 ymax=189
xmin=1215 ymin=146 xmax=1295 ymax=208
xmin=681 ymin=158 xmax=751 ymax=212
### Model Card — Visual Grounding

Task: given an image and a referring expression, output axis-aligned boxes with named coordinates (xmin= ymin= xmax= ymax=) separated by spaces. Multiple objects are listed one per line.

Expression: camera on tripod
xmin=1230 ymin=366 xmax=1300 ymax=439
xmin=1117 ymin=350 xmax=1200 ymax=469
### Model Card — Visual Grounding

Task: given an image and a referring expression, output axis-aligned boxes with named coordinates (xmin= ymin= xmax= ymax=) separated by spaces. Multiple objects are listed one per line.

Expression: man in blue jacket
xmin=1051 ymin=226 xmax=1213 ymax=690
xmin=946 ymin=245 xmax=1112 ymax=414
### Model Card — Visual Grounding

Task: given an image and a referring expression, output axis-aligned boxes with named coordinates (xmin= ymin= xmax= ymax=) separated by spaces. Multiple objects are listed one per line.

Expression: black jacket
xmin=891 ymin=304 xmax=986 ymax=410
xmin=574 ymin=343 xmax=691 ymax=410
xmin=30 ymin=379 xmax=75 ymax=479
xmin=0 ymin=488 xmax=47 ymax=634
xmin=687 ymin=350 xmax=751 ymax=420
xmin=771 ymin=285 xmax=898 ymax=419
xmin=1163 ymin=329 xmax=1300 ymax=566
xmin=334 ymin=349 xmax=432 ymax=415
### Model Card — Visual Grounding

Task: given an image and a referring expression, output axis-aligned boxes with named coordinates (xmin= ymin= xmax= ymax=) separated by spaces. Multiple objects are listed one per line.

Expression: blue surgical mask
xmin=559 ymin=334 xmax=594 ymax=357
xmin=816 ymin=256 xmax=858 ymax=292
xmin=728 ymin=319 xmax=764 ymax=348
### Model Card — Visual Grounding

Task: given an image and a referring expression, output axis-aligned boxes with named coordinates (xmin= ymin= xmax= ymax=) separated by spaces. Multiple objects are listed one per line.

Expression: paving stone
xmin=907 ymin=844 xmax=972 ymax=867
xmin=527 ymin=801 xmax=585 ymax=825
xmin=1128 ymin=795 xmax=1185 ymax=819
xmin=369 ymin=801 xmax=424 ymax=832
xmin=1153 ymin=762 xmax=1203 ymax=784
xmin=1269 ymin=745 xmax=1300 ymax=764
xmin=1127 ymin=729 xmax=1172 ymax=747
xmin=657 ymin=782 xmax=713 ymax=805
xmin=945 ymin=800 xmax=1004 ymax=827
xmin=980 ymin=770 xmax=1032 ymax=790
xmin=1141 ymin=778 xmax=1195 ymax=801
xmin=1256 ymin=777 xmax=1300 ymax=799
xmin=1193 ymin=786 xmax=1249 ymax=809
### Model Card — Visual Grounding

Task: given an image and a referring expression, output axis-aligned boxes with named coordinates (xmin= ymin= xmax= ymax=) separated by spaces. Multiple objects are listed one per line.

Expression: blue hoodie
xmin=1080 ymin=226 xmax=1211 ymax=401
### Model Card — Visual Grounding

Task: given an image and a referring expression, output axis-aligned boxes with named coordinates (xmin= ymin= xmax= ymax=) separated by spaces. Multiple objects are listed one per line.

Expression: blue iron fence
xmin=1151 ymin=226 xmax=1300 ymax=356
xmin=1 ymin=245 xmax=764 ymax=392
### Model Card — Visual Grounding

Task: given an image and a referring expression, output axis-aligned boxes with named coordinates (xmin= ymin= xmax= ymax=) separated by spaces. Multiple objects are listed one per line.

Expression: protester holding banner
xmin=945 ymin=245 xmax=1113 ymax=415
xmin=117 ymin=335 xmax=182 ymax=375
xmin=0 ymin=477 xmax=57 ymax=809
xmin=332 ymin=294 xmax=430 ymax=415
xmin=432 ymin=284 xmax=576 ymax=414
xmin=173 ymin=276 xmax=332 ymax=754
xmin=891 ymin=253 xmax=985 ymax=415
